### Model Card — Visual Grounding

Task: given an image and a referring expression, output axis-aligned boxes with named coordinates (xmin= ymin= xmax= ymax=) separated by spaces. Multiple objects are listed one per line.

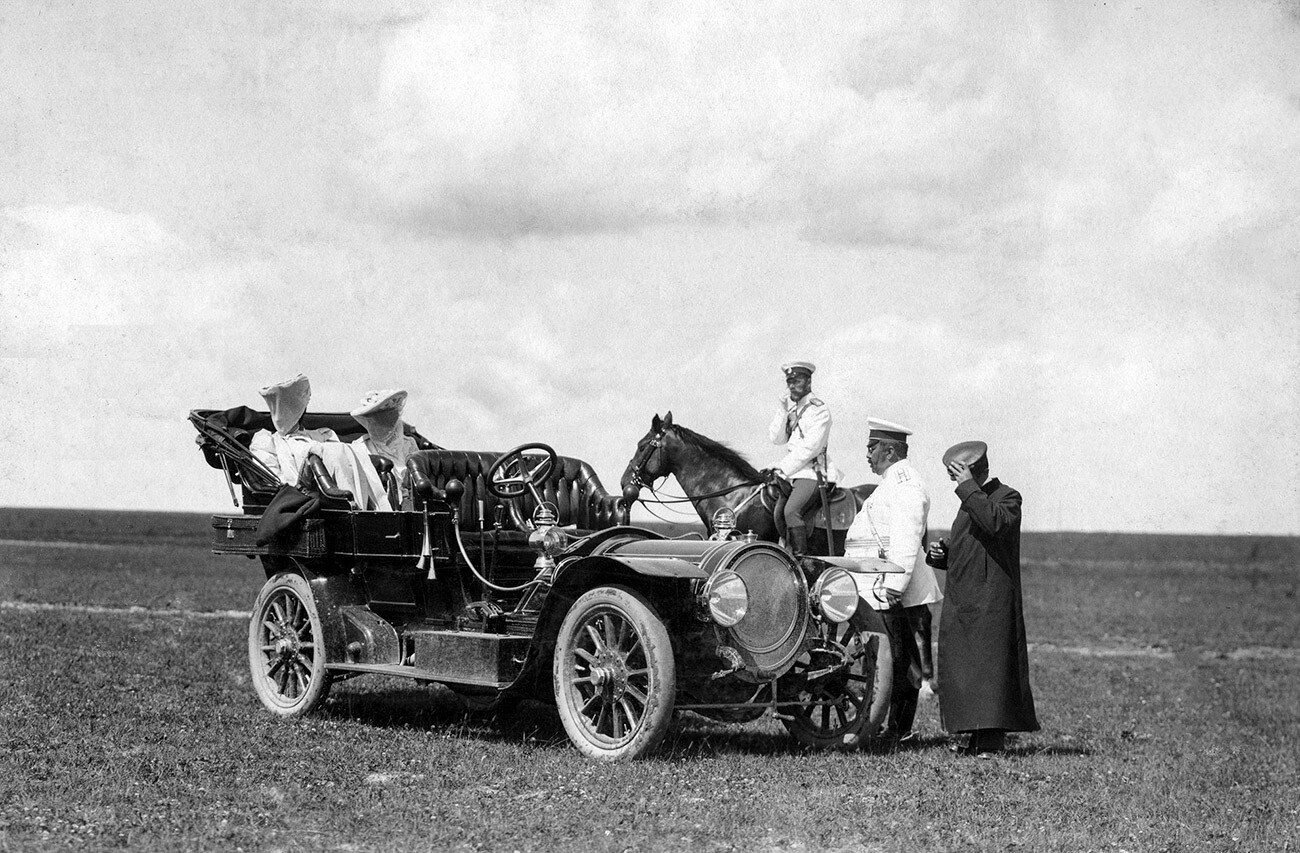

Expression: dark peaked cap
xmin=943 ymin=440 xmax=988 ymax=468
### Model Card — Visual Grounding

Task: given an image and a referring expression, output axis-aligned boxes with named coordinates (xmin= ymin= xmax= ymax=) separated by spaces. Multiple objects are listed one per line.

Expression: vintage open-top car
xmin=191 ymin=407 xmax=898 ymax=760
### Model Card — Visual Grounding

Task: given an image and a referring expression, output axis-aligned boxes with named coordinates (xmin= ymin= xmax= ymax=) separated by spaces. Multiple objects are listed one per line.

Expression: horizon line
xmin=1 ymin=505 xmax=1297 ymax=539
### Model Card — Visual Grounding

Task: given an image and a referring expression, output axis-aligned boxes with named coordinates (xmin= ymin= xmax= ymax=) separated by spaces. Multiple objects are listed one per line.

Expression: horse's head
xmin=620 ymin=411 xmax=679 ymax=491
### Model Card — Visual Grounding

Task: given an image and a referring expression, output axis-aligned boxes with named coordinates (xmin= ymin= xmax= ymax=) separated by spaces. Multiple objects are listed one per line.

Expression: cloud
xmin=354 ymin=1 xmax=1038 ymax=243
xmin=2 ymin=206 xmax=182 ymax=329
xmin=4 ymin=3 xmax=1297 ymax=533
xmin=353 ymin=0 xmax=1300 ymax=275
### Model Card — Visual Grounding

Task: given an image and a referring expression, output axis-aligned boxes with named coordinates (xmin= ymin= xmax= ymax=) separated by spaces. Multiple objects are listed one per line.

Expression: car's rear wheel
xmin=248 ymin=572 xmax=332 ymax=717
xmin=780 ymin=609 xmax=892 ymax=749
xmin=553 ymin=586 xmax=675 ymax=760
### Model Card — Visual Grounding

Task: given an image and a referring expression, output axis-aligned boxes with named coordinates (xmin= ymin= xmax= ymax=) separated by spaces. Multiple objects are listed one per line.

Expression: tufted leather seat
xmin=191 ymin=407 xmax=439 ymax=510
xmin=405 ymin=450 xmax=625 ymax=535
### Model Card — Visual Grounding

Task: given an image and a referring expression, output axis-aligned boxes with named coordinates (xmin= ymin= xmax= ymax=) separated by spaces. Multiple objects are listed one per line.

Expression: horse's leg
xmin=806 ymin=528 xmax=845 ymax=557
xmin=739 ymin=503 xmax=779 ymax=543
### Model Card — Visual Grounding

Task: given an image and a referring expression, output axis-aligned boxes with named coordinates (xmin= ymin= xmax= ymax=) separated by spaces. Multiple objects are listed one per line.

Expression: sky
xmin=2 ymin=0 xmax=1297 ymax=535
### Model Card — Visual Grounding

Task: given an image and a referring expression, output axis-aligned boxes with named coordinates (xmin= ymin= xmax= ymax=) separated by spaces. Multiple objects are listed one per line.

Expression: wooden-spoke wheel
xmin=553 ymin=586 xmax=675 ymax=761
xmin=780 ymin=610 xmax=892 ymax=750
xmin=248 ymin=572 xmax=332 ymax=718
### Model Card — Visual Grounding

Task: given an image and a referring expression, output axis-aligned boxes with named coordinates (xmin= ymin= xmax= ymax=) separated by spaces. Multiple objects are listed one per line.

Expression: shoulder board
xmin=891 ymin=466 xmax=912 ymax=483
xmin=807 ymin=397 xmax=824 ymax=407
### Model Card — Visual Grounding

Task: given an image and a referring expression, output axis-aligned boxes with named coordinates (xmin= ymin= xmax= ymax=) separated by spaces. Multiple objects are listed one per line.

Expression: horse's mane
xmin=669 ymin=423 xmax=760 ymax=478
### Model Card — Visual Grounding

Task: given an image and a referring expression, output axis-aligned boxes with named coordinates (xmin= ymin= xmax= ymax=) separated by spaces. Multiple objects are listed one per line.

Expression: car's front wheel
xmin=248 ymin=572 xmax=332 ymax=717
xmin=553 ymin=586 xmax=675 ymax=760
xmin=780 ymin=609 xmax=892 ymax=749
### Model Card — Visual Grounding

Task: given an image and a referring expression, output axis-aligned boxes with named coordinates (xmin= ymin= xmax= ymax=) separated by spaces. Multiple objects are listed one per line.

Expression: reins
xmin=635 ymin=479 xmax=763 ymax=521
xmin=636 ymin=479 xmax=762 ymax=504
xmin=636 ymin=490 xmax=699 ymax=522
xmin=627 ymin=426 xmax=767 ymax=527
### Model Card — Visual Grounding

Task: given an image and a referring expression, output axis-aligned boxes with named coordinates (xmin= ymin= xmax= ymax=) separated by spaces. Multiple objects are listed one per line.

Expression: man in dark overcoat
xmin=926 ymin=441 xmax=1039 ymax=754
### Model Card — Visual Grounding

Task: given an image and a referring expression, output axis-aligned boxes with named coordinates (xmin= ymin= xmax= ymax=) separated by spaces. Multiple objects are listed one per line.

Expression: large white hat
xmin=867 ymin=417 xmax=912 ymax=443
xmin=260 ymin=373 xmax=309 ymax=401
xmin=351 ymin=389 xmax=408 ymax=418
xmin=260 ymin=374 xmax=311 ymax=434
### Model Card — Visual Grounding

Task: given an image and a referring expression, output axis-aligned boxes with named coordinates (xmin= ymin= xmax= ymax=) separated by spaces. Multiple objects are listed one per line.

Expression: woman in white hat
xmin=249 ymin=374 xmax=340 ymax=488
xmin=249 ymin=374 xmax=391 ymax=511
xmin=351 ymin=389 xmax=420 ymax=506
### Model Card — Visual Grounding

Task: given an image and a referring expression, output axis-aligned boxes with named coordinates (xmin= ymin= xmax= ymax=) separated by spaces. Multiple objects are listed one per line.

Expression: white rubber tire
xmin=553 ymin=586 xmax=676 ymax=761
xmin=248 ymin=572 xmax=333 ymax=718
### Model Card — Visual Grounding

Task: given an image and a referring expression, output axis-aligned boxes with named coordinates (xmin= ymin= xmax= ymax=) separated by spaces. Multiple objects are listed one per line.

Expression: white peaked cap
xmin=781 ymin=360 xmax=816 ymax=376
xmin=867 ymin=417 xmax=912 ymax=442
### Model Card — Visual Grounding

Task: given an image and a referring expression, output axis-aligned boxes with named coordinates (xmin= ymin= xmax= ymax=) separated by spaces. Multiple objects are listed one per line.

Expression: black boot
xmin=888 ymin=693 xmax=918 ymax=739
xmin=952 ymin=729 xmax=1005 ymax=756
xmin=787 ymin=525 xmax=809 ymax=558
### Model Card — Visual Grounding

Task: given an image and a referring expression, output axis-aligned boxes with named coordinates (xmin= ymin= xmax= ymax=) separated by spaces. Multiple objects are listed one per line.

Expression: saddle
xmin=763 ymin=480 xmax=866 ymax=531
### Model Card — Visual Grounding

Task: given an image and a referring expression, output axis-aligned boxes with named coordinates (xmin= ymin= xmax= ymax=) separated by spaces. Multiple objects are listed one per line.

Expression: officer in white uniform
xmin=765 ymin=361 xmax=841 ymax=557
xmin=843 ymin=417 xmax=942 ymax=742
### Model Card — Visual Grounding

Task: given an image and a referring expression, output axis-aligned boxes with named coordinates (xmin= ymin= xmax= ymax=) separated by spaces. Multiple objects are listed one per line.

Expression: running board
xmin=326 ymin=662 xmax=509 ymax=689
xmin=329 ymin=629 xmax=533 ymax=688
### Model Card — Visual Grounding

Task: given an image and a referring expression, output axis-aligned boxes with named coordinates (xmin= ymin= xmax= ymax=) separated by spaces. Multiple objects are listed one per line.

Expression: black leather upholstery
xmin=405 ymin=450 xmax=624 ymax=534
xmin=191 ymin=407 xmax=439 ymax=508
xmin=194 ymin=406 xmax=439 ymax=453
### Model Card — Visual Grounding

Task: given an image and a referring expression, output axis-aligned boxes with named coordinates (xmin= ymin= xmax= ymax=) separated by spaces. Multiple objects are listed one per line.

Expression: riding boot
xmin=787 ymin=525 xmax=809 ymax=558
xmin=888 ymin=693 xmax=919 ymax=737
xmin=913 ymin=607 xmax=935 ymax=682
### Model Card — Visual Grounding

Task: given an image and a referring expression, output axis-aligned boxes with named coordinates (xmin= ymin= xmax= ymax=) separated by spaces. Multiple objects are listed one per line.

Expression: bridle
xmin=625 ymin=431 xmax=665 ymax=491
xmin=627 ymin=428 xmax=764 ymax=504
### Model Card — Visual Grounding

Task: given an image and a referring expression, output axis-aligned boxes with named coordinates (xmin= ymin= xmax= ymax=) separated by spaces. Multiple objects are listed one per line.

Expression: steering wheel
xmin=486 ymin=443 xmax=559 ymax=501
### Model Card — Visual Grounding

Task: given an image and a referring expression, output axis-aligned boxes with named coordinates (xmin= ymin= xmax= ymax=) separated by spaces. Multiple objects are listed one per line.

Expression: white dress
xmin=252 ymin=427 xmax=392 ymax=511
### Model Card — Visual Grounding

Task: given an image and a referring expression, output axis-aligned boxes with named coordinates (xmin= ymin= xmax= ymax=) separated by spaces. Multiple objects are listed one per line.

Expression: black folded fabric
xmin=255 ymin=484 xmax=321 ymax=546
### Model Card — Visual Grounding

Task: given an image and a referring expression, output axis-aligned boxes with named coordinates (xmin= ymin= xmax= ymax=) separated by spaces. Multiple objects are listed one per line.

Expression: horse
xmin=619 ymin=411 xmax=875 ymax=556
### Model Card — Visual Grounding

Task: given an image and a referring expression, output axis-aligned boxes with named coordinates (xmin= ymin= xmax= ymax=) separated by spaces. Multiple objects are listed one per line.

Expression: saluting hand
xmin=947 ymin=459 xmax=973 ymax=485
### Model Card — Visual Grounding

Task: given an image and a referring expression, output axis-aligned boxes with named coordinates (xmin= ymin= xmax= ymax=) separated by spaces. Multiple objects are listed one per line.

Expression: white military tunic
xmin=843 ymin=458 xmax=942 ymax=611
xmin=767 ymin=395 xmax=842 ymax=482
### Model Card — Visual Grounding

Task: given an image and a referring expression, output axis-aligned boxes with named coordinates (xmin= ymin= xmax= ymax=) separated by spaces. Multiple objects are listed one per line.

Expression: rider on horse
xmin=765 ymin=361 xmax=842 ymax=557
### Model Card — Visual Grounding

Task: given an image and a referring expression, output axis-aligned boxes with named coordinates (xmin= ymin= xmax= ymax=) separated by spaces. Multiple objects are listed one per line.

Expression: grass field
xmin=1 ymin=509 xmax=1297 ymax=852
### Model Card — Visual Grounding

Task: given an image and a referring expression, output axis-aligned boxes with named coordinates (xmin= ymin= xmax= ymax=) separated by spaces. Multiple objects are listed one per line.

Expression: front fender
xmin=516 ymin=555 xmax=702 ymax=701
xmin=559 ymin=554 xmax=709 ymax=583
xmin=850 ymin=604 xmax=889 ymax=635
xmin=545 ymin=554 xmax=704 ymax=632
